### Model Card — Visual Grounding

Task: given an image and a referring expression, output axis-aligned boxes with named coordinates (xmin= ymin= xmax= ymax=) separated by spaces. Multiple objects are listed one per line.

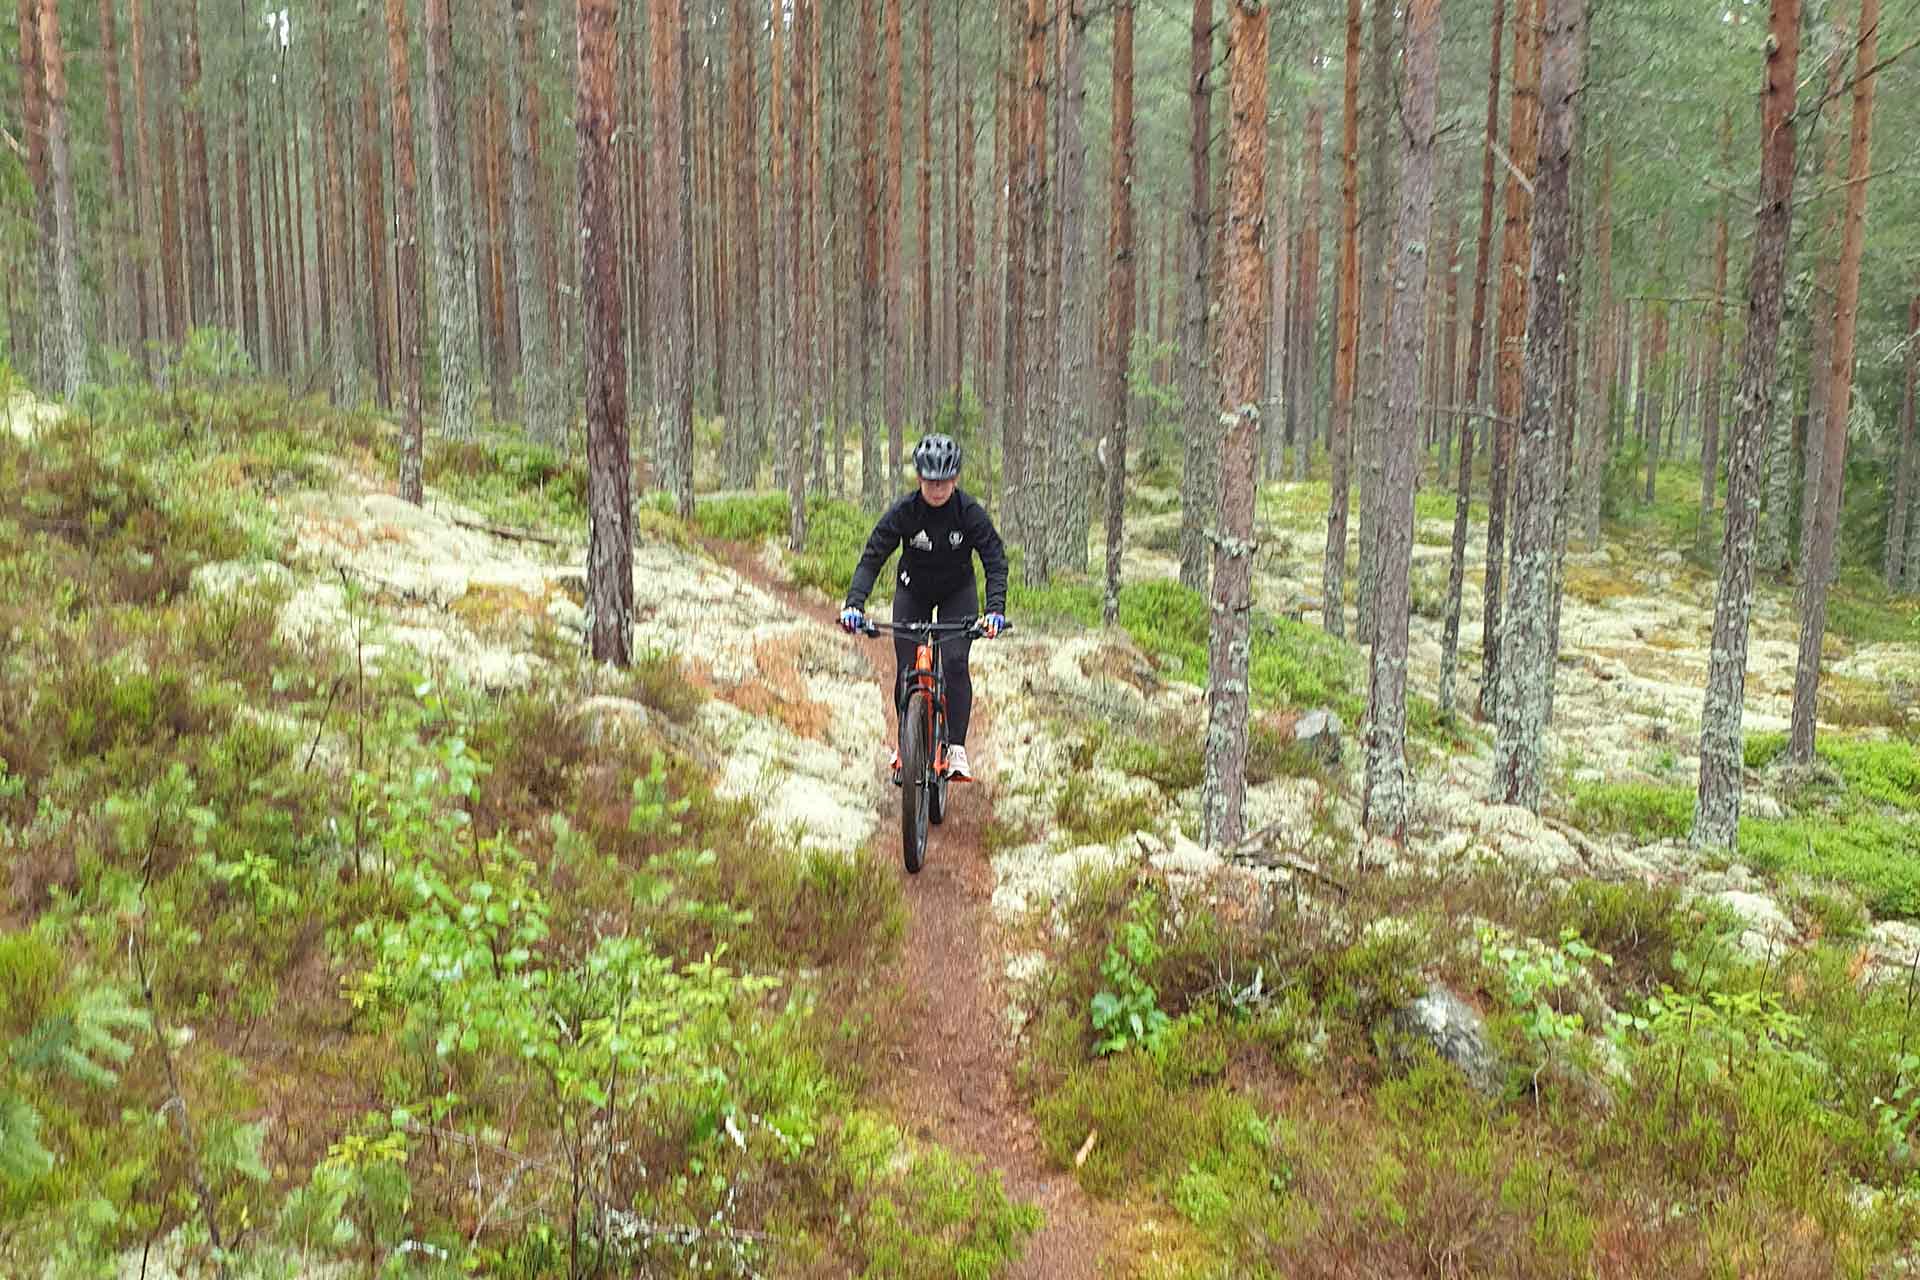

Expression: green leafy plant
xmin=1478 ymin=926 xmax=1612 ymax=1068
xmin=1091 ymin=893 xmax=1174 ymax=1056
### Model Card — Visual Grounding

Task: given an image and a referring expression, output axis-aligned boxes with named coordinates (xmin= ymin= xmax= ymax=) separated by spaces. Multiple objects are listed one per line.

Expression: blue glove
xmin=840 ymin=606 xmax=866 ymax=634
xmin=982 ymin=612 xmax=1007 ymax=639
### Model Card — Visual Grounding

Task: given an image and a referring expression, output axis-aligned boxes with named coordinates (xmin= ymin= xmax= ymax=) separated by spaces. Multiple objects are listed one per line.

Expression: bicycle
xmin=853 ymin=614 xmax=1011 ymax=873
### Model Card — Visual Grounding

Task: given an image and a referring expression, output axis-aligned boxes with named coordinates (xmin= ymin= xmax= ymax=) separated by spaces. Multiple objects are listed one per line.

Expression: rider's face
xmin=918 ymin=475 xmax=956 ymax=506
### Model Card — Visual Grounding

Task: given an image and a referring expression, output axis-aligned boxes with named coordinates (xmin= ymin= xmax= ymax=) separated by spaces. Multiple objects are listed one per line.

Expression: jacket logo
xmin=910 ymin=529 xmax=934 ymax=551
xmin=949 ymin=531 xmax=965 ymax=548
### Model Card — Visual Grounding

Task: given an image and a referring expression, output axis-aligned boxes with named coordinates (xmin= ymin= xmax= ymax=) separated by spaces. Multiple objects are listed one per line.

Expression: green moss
xmin=1565 ymin=780 xmax=1693 ymax=843
xmin=1739 ymin=815 xmax=1920 ymax=919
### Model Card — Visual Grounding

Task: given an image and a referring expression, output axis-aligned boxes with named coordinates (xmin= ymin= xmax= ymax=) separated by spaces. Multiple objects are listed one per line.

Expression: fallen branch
xmin=449 ymin=513 xmax=568 ymax=547
xmin=1225 ymin=823 xmax=1352 ymax=895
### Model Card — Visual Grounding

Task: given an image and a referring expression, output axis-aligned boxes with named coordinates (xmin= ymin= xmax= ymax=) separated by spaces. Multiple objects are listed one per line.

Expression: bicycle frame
xmin=862 ymin=616 xmax=980 ymax=778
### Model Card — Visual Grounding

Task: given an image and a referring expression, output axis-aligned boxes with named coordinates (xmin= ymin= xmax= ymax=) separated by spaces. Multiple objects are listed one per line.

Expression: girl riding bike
xmin=839 ymin=434 xmax=1008 ymax=783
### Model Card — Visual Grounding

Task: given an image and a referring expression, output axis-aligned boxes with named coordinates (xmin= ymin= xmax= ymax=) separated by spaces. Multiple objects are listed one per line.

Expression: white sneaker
xmin=945 ymin=744 xmax=973 ymax=782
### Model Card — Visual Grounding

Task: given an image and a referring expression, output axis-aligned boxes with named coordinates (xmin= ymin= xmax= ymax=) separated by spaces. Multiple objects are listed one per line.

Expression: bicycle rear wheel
xmin=900 ymin=691 xmax=931 ymax=873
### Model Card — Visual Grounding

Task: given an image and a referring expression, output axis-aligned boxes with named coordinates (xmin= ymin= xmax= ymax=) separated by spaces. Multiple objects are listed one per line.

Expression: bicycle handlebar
xmin=851 ymin=614 xmax=1013 ymax=640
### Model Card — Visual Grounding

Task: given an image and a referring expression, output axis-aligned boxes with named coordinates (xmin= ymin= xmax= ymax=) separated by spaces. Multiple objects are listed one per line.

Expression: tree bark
xmin=1692 ymin=0 xmax=1801 ymax=849
xmin=1363 ymin=0 xmax=1442 ymax=840
xmin=724 ymin=0 xmax=761 ymax=485
xmin=1579 ymin=141 xmax=1614 ymax=546
xmin=424 ymin=0 xmax=478 ymax=439
xmin=387 ymin=0 xmax=426 ymax=505
xmin=578 ymin=0 xmax=632 ymax=666
xmin=1697 ymin=111 xmax=1734 ymax=546
xmin=181 ymin=0 xmax=214 ymax=330
xmin=1480 ymin=0 xmax=1541 ymax=720
xmin=1322 ymin=0 xmax=1363 ymax=640
xmin=318 ymin=0 xmax=359 ymax=403
xmin=1438 ymin=0 xmax=1505 ymax=719
xmin=359 ymin=40 xmax=390 ymax=408
xmin=1178 ymin=0 xmax=1217 ymax=593
xmin=509 ymin=0 xmax=564 ymax=446
xmin=648 ymin=0 xmax=694 ymax=515
xmin=1050 ymin=0 xmax=1092 ymax=577
xmin=1489 ymin=0 xmax=1579 ymax=810
xmin=1353 ymin=0 xmax=1396 ymax=646
xmin=884 ymin=0 xmax=907 ymax=488
xmin=37 ymin=0 xmax=83 ymax=397
xmin=1788 ymin=0 xmax=1879 ymax=766
xmin=1292 ymin=98 xmax=1324 ymax=483
xmin=1100 ymin=0 xmax=1137 ymax=628
xmin=98 ymin=0 xmax=137 ymax=359
xmin=1015 ymin=0 xmax=1051 ymax=555
xmin=787 ymin=0 xmax=811 ymax=548
xmin=1200 ymin=0 xmax=1266 ymax=852
xmin=1891 ymin=289 xmax=1920 ymax=589
xmin=920 ymin=0 xmax=937 ymax=440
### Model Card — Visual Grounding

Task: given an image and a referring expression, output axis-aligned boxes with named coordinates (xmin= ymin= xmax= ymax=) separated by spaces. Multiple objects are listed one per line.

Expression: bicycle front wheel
xmin=900 ymin=691 xmax=932 ymax=873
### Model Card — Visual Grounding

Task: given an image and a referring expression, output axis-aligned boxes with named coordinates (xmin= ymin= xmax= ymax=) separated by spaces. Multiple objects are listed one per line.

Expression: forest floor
xmin=9 ymin=384 xmax=1920 ymax=1275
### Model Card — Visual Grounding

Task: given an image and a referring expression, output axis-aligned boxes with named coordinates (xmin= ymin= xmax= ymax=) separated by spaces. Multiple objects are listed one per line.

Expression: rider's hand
xmin=982 ymin=612 xmax=1007 ymax=639
xmin=839 ymin=606 xmax=866 ymax=634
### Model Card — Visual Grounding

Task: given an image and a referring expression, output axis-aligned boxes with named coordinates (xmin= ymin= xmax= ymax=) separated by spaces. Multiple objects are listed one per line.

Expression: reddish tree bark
xmin=387 ymin=0 xmax=425 ymax=505
xmin=1789 ymin=0 xmax=1881 ymax=764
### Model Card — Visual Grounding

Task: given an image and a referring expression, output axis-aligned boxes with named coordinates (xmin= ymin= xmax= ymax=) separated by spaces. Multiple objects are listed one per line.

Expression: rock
xmin=1868 ymin=921 xmax=1920 ymax=984
xmin=190 ymin=559 xmax=294 ymax=598
xmin=1385 ymin=983 xmax=1505 ymax=1097
xmin=1705 ymin=889 xmax=1794 ymax=960
xmin=1288 ymin=708 xmax=1345 ymax=764
xmin=1743 ymin=791 xmax=1784 ymax=821
xmin=575 ymin=695 xmax=654 ymax=745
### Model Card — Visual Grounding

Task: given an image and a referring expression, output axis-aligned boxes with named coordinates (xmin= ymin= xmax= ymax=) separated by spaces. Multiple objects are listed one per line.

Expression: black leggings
xmin=892 ymin=582 xmax=978 ymax=747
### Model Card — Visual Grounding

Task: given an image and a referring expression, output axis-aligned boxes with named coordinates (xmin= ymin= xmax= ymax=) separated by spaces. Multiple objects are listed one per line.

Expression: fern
xmin=11 ymin=984 xmax=150 ymax=1088
xmin=0 ymin=1091 xmax=54 ymax=1181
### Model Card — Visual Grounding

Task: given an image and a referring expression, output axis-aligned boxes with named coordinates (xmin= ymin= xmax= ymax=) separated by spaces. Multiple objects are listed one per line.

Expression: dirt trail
xmin=729 ymin=555 xmax=1116 ymax=1278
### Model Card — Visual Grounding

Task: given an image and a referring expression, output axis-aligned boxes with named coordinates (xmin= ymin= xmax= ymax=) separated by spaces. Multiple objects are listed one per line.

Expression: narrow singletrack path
xmin=722 ymin=549 xmax=1115 ymax=1278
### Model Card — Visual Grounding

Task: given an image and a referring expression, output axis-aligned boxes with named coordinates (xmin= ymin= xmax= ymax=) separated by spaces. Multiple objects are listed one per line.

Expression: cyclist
xmin=839 ymin=433 xmax=1008 ymax=783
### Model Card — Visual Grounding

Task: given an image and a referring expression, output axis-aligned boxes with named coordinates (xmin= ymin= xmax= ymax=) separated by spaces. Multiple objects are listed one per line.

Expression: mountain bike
xmin=855 ymin=614 xmax=1010 ymax=873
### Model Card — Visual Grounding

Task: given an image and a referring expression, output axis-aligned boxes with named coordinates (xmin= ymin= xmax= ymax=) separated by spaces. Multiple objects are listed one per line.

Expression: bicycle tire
xmin=901 ymin=692 xmax=931 ymax=873
xmin=929 ymin=766 xmax=948 ymax=826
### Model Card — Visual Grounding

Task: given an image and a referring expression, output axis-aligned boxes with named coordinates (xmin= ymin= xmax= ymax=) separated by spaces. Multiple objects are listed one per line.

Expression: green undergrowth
xmin=1560 ymin=732 xmax=1920 ymax=919
xmin=0 ymin=389 xmax=1038 ymax=1277
xmin=1021 ymin=862 xmax=1920 ymax=1276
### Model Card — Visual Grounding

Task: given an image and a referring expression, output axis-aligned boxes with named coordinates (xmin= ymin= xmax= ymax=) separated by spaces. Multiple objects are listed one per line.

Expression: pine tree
xmin=1200 ymin=0 xmax=1266 ymax=851
xmin=1364 ymin=0 xmax=1443 ymax=840
xmin=579 ymin=0 xmax=633 ymax=666
xmin=387 ymin=0 xmax=426 ymax=505
xmin=1100 ymin=0 xmax=1137 ymax=628
xmin=1489 ymin=0 xmax=1580 ymax=810
xmin=37 ymin=0 xmax=84 ymax=398
xmin=1788 ymin=0 xmax=1880 ymax=766
xmin=1177 ymin=0 xmax=1216 ymax=594
xmin=1693 ymin=0 xmax=1802 ymax=849
xmin=1321 ymin=0 xmax=1363 ymax=640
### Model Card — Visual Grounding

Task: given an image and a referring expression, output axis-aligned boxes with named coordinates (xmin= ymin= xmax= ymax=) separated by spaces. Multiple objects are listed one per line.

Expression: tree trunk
xmin=387 ymin=0 xmax=425 ymax=505
xmin=1265 ymin=100 xmax=1289 ymax=481
xmin=1489 ymin=0 xmax=1579 ymax=810
xmin=1200 ymin=0 xmax=1265 ymax=852
xmin=234 ymin=77 xmax=260 ymax=369
xmin=1050 ymin=0 xmax=1091 ymax=577
xmin=884 ymin=0 xmax=907 ymax=488
xmin=1891 ymin=289 xmax=1920 ymax=588
xmin=956 ymin=56 xmax=975 ymax=407
xmin=786 ymin=0 xmax=811 ymax=548
xmin=1016 ymin=0 xmax=1051 ymax=556
xmin=18 ymin=0 xmax=47 ymax=382
xmin=1363 ymin=0 xmax=1442 ymax=839
xmin=508 ymin=0 xmax=564 ymax=445
xmin=318 ymin=0 xmax=359 ymax=403
xmin=37 ymin=0 xmax=83 ymax=397
xmin=1693 ymin=0 xmax=1801 ymax=848
xmin=1697 ymin=112 xmax=1733 ymax=545
xmin=1902 ymin=286 xmax=1920 ymax=591
xmin=724 ymin=0 xmax=760 ymax=485
xmin=1435 ymin=199 xmax=1462 ymax=479
xmin=1353 ymin=0 xmax=1395 ymax=646
xmin=424 ymin=0 xmax=477 ymax=439
xmin=1480 ymin=0 xmax=1541 ymax=720
xmin=359 ymin=41 xmax=390 ymax=409
xmin=1643 ymin=294 xmax=1668 ymax=503
xmin=181 ymin=0 xmax=214 ymax=329
xmin=1100 ymin=0 xmax=1137 ymax=627
xmin=1579 ymin=141 xmax=1614 ymax=546
xmin=1438 ymin=0 xmax=1505 ymax=718
xmin=1322 ymin=0 xmax=1363 ymax=640
xmin=920 ymin=0 xmax=936 ymax=438
xmin=1178 ymin=0 xmax=1216 ymax=593
xmin=98 ymin=0 xmax=137 ymax=359
xmin=648 ymin=0 xmax=694 ymax=515
xmin=577 ymin=0 xmax=632 ymax=665
xmin=1788 ymin=0 xmax=1879 ymax=766
xmin=1293 ymin=99 xmax=1323 ymax=482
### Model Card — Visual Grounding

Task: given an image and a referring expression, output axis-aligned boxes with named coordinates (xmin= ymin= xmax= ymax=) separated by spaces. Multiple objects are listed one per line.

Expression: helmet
xmin=912 ymin=434 xmax=962 ymax=481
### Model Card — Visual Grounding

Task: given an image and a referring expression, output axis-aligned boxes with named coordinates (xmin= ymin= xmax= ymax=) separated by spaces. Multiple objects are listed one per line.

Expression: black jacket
xmin=845 ymin=488 xmax=1009 ymax=614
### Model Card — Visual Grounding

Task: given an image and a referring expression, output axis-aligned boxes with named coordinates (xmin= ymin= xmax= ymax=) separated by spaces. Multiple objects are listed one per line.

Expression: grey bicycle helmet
xmin=912 ymin=433 xmax=963 ymax=480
